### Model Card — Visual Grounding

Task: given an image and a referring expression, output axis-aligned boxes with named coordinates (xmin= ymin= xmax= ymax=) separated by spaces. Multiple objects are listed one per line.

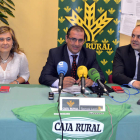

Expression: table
xmin=0 ymin=84 xmax=140 ymax=140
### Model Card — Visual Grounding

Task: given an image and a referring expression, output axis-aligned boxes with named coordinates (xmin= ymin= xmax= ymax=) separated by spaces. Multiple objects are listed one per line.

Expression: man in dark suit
xmin=39 ymin=25 xmax=105 ymax=88
xmin=113 ymin=25 xmax=140 ymax=89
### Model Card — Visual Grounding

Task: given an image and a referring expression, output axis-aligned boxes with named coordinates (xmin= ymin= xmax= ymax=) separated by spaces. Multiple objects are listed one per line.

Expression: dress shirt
xmin=52 ymin=47 xmax=79 ymax=87
xmin=0 ymin=52 xmax=30 ymax=84
xmin=52 ymin=46 xmax=98 ymax=88
xmin=128 ymin=50 xmax=139 ymax=87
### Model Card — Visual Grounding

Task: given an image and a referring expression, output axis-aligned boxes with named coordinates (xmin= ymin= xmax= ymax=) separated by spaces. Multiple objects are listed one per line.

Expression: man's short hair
xmin=136 ymin=25 xmax=140 ymax=27
xmin=67 ymin=25 xmax=86 ymax=39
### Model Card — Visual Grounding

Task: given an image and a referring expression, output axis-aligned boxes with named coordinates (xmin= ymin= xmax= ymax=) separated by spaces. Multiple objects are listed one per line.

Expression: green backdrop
xmin=58 ymin=0 xmax=121 ymax=82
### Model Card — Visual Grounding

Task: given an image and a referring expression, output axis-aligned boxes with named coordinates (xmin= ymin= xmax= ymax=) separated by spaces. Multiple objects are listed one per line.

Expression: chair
xmin=21 ymin=81 xmax=30 ymax=84
xmin=108 ymin=75 xmax=113 ymax=83
xmin=25 ymin=81 xmax=29 ymax=84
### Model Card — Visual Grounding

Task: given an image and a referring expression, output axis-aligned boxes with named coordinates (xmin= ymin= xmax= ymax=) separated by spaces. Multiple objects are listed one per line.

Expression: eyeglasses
xmin=68 ymin=37 xmax=84 ymax=43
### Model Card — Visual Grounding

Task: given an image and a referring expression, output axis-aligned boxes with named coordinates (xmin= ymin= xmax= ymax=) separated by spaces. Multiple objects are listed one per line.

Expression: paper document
xmin=136 ymin=0 xmax=140 ymax=19
xmin=121 ymin=0 xmax=136 ymax=15
xmin=50 ymin=85 xmax=90 ymax=94
xmin=120 ymin=14 xmax=137 ymax=36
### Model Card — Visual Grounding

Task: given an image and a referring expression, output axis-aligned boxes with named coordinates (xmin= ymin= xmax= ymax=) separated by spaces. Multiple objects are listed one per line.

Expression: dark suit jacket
xmin=112 ymin=44 xmax=136 ymax=85
xmin=39 ymin=44 xmax=105 ymax=86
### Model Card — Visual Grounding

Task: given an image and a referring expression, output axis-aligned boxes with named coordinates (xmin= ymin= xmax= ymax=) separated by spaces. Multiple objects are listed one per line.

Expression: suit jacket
xmin=112 ymin=44 xmax=136 ymax=85
xmin=39 ymin=44 xmax=105 ymax=86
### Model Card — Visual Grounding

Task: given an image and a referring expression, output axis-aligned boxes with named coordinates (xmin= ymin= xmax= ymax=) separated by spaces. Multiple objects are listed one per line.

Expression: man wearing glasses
xmin=39 ymin=25 xmax=105 ymax=88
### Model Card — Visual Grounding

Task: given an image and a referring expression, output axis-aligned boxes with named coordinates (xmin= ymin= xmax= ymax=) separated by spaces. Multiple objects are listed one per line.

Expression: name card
xmin=60 ymin=97 xmax=105 ymax=111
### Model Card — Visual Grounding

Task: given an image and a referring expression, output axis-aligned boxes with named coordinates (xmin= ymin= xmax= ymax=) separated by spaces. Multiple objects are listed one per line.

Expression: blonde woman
xmin=0 ymin=26 xmax=29 ymax=84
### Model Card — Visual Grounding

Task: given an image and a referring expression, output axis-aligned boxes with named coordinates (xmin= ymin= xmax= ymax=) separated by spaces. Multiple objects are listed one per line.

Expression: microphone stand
xmin=81 ymin=75 xmax=85 ymax=94
xmin=96 ymin=84 xmax=103 ymax=97
xmin=57 ymin=73 xmax=64 ymax=102
xmin=97 ymin=80 xmax=113 ymax=98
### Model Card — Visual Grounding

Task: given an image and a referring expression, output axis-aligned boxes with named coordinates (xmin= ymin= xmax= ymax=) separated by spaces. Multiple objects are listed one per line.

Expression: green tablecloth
xmin=0 ymin=84 xmax=140 ymax=140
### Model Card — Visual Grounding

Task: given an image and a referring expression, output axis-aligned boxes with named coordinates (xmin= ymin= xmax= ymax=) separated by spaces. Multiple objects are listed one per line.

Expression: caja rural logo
xmin=67 ymin=100 xmax=75 ymax=107
xmin=66 ymin=2 xmax=112 ymax=42
xmin=58 ymin=0 xmax=121 ymax=80
xmin=52 ymin=117 xmax=104 ymax=138
xmin=58 ymin=1 xmax=115 ymax=51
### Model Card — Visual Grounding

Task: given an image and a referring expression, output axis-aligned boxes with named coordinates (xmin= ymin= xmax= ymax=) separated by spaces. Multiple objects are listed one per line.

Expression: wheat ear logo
xmin=67 ymin=100 xmax=75 ymax=107
xmin=65 ymin=2 xmax=113 ymax=41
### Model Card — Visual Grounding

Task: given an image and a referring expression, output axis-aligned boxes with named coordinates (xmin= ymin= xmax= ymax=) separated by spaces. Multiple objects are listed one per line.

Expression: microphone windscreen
xmin=88 ymin=68 xmax=100 ymax=82
xmin=77 ymin=66 xmax=88 ymax=80
xmin=57 ymin=61 xmax=68 ymax=75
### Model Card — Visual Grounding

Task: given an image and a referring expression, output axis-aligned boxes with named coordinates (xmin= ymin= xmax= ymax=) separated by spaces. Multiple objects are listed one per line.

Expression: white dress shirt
xmin=52 ymin=47 xmax=97 ymax=87
xmin=128 ymin=50 xmax=139 ymax=87
xmin=0 ymin=52 xmax=30 ymax=84
xmin=52 ymin=47 xmax=79 ymax=87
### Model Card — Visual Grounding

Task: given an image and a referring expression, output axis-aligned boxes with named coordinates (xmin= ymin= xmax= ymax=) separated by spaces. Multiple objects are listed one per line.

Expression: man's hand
xmin=76 ymin=78 xmax=93 ymax=87
xmin=63 ymin=76 xmax=76 ymax=89
xmin=132 ymin=81 xmax=140 ymax=89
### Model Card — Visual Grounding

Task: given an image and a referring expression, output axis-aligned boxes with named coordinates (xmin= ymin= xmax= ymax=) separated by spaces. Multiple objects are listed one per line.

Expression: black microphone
xmin=96 ymin=79 xmax=109 ymax=96
xmin=137 ymin=99 xmax=140 ymax=105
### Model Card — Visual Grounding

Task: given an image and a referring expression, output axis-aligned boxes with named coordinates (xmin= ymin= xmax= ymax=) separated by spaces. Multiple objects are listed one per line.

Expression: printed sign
xmin=52 ymin=117 xmax=104 ymax=138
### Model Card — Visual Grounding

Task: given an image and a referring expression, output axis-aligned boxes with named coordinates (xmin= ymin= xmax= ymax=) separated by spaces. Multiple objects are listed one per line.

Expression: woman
xmin=0 ymin=26 xmax=30 ymax=84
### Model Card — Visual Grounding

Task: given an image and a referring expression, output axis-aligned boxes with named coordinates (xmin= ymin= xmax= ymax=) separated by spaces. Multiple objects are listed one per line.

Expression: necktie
xmin=71 ymin=55 xmax=78 ymax=79
xmin=137 ymin=53 xmax=140 ymax=81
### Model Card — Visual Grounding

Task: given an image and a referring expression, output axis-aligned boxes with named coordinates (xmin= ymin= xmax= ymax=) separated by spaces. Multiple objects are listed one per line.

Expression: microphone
xmin=77 ymin=66 xmax=88 ymax=94
xmin=88 ymin=68 xmax=109 ymax=96
xmin=57 ymin=61 xmax=68 ymax=140
xmin=57 ymin=61 xmax=68 ymax=93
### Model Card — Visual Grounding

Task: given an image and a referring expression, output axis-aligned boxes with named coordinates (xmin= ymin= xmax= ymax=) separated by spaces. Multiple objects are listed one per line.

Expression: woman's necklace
xmin=0 ymin=55 xmax=10 ymax=64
